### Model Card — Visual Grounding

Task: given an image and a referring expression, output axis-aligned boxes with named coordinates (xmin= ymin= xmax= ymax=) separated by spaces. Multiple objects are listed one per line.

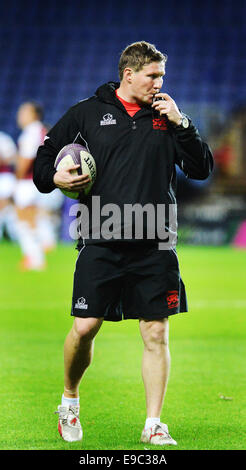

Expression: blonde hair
xmin=118 ymin=41 xmax=167 ymax=81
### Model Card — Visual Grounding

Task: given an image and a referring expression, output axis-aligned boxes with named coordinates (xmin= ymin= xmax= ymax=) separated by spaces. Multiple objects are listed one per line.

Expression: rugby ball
xmin=54 ymin=143 xmax=96 ymax=199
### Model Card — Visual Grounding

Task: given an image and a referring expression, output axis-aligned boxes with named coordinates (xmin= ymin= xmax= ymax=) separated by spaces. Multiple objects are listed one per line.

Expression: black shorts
xmin=71 ymin=242 xmax=188 ymax=322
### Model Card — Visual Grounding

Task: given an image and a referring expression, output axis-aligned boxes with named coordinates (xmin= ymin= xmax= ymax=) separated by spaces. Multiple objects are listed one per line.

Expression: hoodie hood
xmin=95 ymin=81 xmax=153 ymax=113
xmin=95 ymin=82 xmax=120 ymax=104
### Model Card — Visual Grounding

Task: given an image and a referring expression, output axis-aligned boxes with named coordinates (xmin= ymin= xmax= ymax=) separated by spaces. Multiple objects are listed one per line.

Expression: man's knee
xmin=73 ymin=316 xmax=103 ymax=342
xmin=140 ymin=318 xmax=169 ymax=348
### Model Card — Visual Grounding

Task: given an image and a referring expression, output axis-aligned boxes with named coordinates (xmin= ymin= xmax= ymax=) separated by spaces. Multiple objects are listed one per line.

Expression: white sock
xmin=17 ymin=220 xmax=44 ymax=265
xmin=62 ymin=394 xmax=80 ymax=407
xmin=145 ymin=417 xmax=160 ymax=429
xmin=37 ymin=215 xmax=56 ymax=248
xmin=4 ymin=205 xmax=18 ymax=241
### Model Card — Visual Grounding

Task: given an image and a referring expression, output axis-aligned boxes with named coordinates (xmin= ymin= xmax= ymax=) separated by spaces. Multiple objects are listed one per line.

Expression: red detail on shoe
xmin=166 ymin=290 xmax=179 ymax=309
xmin=71 ymin=417 xmax=77 ymax=426
xmin=58 ymin=420 xmax=63 ymax=438
xmin=150 ymin=432 xmax=164 ymax=441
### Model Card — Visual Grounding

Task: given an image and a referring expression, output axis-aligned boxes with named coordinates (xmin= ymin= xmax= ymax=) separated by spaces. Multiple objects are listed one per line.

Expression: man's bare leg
xmin=63 ymin=316 xmax=104 ymax=398
xmin=139 ymin=318 xmax=170 ymax=418
xmin=56 ymin=317 xmax=103 ymax=442
xmin=16 ymin=205 xmax=45 ymax=269
xmin=139 ymin=318 xmax=177 ymax=445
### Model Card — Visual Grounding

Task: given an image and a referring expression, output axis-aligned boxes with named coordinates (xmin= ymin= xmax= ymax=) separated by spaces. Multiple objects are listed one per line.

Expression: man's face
xmin=129 ymin=61 xmax=165 ymax=105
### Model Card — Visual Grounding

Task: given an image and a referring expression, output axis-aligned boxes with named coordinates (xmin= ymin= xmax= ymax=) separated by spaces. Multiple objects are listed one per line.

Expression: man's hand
xmin=152 ymin=93 xmax=182 ymax=125
xmin=53 ymin=164 xmax=91 ymax=192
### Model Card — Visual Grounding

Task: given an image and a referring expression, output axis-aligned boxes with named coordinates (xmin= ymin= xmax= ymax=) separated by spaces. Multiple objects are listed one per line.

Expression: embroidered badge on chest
xmin=100 ymin=113 xmax=117 ymax=126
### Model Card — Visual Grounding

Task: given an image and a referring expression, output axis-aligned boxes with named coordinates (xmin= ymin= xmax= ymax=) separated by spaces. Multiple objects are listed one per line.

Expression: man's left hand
xmin=152 ymin=93 xmax=182 ymax=125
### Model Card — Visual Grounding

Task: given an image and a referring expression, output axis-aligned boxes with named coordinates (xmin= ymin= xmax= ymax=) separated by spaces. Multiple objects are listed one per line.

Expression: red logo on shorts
xmin=152 ymin=117 xmax=168 ymax=130
xmin=166 ymin=290 xmax=179 ymax=309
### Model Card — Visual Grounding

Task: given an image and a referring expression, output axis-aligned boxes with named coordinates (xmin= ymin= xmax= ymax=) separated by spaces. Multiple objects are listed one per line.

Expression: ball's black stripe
xmin=72 ymin=146 xmax=82 ymax=175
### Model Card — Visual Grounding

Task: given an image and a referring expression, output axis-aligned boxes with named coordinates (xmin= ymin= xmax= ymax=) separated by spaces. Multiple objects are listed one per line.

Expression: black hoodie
xmin=34 ymin=82 xmax=213 ymax=243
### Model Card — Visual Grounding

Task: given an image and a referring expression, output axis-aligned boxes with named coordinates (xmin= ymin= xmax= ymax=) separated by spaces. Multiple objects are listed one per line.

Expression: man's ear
xmin=124 ymin=67 xmax=134 ymax=84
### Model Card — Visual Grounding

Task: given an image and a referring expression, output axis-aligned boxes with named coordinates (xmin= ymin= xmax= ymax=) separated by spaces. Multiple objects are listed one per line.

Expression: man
xmin=14 ymin=102 xmax=63 ymax=270
xmin=14 ymin=102 xmax=47 ymax=270
xmin=34 ymin=41 xmax=213 ymax=445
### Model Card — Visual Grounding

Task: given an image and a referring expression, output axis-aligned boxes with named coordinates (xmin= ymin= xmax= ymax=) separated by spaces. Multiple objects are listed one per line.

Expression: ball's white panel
xmin=56 ymin=155 xmax=79 ymax=199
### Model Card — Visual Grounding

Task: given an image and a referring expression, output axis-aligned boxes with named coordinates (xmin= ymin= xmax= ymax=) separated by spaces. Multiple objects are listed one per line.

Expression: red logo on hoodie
xmin=153 ymin=117 xmax=168 ymax=130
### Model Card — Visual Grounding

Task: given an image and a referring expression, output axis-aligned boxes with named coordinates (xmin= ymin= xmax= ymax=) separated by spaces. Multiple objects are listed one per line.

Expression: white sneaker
xmin=55 ymin=405 xmax=83 ymax=442
xmin=140 ymin=423 xmax=177 ymax=446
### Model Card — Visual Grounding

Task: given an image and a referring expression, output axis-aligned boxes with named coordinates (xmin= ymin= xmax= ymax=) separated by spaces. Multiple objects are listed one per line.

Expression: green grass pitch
xmin=0 ymin=241 xmax=245 ymax=450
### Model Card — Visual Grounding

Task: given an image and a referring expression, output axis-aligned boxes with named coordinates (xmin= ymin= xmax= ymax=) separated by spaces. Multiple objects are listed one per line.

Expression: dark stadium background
xmin=1 ymin=0 xmax=246 ymax=246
